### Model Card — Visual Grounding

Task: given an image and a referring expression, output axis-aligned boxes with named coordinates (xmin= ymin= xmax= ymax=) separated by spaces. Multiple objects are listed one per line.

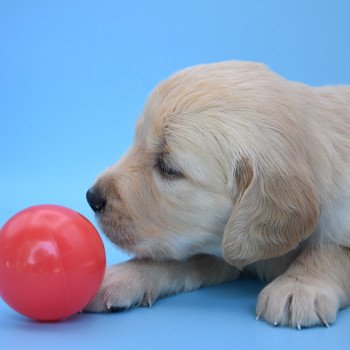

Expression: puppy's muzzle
xmin=86 ymin=187 xmax=106 ymax=213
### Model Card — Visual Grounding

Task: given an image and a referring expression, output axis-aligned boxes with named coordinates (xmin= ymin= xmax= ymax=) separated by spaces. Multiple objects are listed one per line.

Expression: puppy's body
xmin=85 ymin=62 xmax=350 ymax=328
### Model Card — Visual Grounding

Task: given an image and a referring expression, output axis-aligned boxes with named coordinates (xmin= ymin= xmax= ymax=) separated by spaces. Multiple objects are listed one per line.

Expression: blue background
xmin=1 ymin=1 xmax=350 ymax=349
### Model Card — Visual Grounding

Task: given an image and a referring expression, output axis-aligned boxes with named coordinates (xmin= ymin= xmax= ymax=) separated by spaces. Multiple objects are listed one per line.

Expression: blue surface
xmin=1 ymin=1 xmax=350 ymax=349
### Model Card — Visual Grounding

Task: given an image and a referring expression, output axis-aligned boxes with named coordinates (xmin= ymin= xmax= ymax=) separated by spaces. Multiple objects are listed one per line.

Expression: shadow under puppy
xmin=85 ymin=61 xmax=350 ymax=329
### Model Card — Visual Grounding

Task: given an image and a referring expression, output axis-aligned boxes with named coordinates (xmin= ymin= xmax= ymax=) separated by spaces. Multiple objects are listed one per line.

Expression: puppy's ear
xmin=222 ymin=157 xmax=319 ymax=269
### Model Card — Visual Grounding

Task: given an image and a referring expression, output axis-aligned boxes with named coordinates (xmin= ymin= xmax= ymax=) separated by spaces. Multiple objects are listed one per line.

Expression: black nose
xmin=86 ymin=187 xmax=106 ymax=212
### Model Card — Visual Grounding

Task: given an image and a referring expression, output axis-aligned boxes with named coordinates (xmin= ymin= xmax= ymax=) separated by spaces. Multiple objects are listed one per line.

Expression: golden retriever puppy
xmin=85 ymin=61 xmax=350 ymax=329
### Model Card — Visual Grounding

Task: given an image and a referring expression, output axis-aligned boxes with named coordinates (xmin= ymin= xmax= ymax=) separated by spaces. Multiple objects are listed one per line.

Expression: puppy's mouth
xmin=95 ymin=210 xmax=142 ymax=254
xmin=95 ymin=211 xmax=191 ymax=261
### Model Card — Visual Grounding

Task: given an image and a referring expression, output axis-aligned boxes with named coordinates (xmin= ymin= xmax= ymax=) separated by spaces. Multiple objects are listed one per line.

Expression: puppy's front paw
xmin=84 ymin=262 xmax=157 ymax=313
xmin=256 ymin=276 xmax=339 ymax=329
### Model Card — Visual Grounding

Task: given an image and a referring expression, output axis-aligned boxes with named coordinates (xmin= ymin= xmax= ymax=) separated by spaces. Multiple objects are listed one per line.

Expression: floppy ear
xmin=222 ymin=157 xmax=319 ymax=269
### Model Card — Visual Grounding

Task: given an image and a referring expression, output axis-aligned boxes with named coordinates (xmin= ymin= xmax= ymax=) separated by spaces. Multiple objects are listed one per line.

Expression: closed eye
xmin=156 ymin=153 xmax=184 ymax=180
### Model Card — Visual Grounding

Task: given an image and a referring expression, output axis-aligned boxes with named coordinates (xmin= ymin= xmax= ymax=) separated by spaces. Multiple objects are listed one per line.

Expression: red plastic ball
xmin=0 ymin=205 xmax=106 ymax=321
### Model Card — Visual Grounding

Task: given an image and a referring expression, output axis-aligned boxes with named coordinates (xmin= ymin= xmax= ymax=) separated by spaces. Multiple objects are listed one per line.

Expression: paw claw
xmin=256 ymin=276 xmax=338 ymax=329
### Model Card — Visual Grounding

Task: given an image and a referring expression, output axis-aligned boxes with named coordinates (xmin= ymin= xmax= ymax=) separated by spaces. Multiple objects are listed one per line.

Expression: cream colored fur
xmin=85 ymin=61 xmax=350 ymax=329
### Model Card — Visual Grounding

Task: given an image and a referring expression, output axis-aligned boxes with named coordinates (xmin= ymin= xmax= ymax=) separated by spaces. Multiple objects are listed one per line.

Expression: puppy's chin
xmin=97 ymin=220 xmax=184 ymax=260
xmin=96 ymin=213 xmax=220 ymax=261
xmin=96 ymin=213 xmax=140 ymax=255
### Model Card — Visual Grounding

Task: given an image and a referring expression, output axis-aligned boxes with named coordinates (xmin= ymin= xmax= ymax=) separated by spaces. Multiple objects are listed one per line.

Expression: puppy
xmin=85 ymin=61 xmax=350 ymax=329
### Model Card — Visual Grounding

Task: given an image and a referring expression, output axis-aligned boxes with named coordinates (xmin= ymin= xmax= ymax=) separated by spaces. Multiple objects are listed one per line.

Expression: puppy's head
xmin=87 ymin=61 xmax=319 ymax=266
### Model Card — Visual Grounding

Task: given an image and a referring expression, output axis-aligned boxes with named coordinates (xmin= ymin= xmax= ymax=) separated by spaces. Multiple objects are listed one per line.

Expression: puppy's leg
xmin=85 ymin=254 xmax=239 ymax=312
xmin=256 ymin=243 xmax=350 ymax=328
